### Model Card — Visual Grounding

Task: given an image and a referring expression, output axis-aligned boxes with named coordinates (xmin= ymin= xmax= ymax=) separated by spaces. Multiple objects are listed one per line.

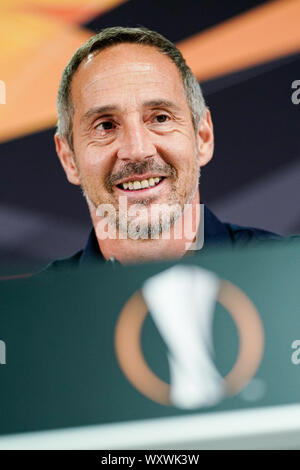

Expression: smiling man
xmin=54 ymin=26 xmax=281 ymax=267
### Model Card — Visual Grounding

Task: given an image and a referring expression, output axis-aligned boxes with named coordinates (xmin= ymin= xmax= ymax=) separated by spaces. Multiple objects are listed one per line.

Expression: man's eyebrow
xmin=143 ymin=100 xmax=181 ymax=112
xmin=81 ymin=105 xmax=119 ymax=124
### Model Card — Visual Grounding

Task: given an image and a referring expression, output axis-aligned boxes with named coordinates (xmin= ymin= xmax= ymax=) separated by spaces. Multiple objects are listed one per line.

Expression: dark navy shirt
xmin=48 ymin=206 xmax=283 ymax=271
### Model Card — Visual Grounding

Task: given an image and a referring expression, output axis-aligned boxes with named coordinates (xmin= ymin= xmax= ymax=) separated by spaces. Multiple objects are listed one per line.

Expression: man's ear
xmin=54 ymin=134 xmax=80 ymax=185
xmin=196 ymin=108 xmax=214 ymax=167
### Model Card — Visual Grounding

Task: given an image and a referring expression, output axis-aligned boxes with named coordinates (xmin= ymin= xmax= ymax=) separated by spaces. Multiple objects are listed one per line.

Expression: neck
xmin=90 ymin=190 xmax=201 ymax=264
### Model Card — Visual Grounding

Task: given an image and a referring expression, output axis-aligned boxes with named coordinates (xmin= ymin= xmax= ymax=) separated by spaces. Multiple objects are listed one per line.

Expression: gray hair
xmin=56 ymin=26 xmax=206 ymax=149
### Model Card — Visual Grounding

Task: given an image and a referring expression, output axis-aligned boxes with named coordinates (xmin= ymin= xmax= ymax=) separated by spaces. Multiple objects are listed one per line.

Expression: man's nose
xmin=117 ymin=119 xmax=156 ymax=161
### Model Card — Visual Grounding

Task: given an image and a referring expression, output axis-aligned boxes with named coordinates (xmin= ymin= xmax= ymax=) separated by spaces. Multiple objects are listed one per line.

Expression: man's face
xmin=60 ymin=43 xmax=207 ymax=235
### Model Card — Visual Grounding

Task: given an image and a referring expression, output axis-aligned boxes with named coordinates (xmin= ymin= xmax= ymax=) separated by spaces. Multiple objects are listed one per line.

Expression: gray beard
xmin=82 ymin=162 xmax=201 ymax=240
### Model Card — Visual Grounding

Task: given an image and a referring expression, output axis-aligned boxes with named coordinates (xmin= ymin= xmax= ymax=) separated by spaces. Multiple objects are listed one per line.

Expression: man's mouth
xmin=116 ymin=176 xmax=165 ymax=191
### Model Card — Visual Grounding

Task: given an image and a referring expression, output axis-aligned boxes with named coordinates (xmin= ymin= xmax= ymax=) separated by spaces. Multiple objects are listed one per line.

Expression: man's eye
xmin=96 ymin=121 xmax=115 ymax=132
xmin=154 ymin=114 xmax=169 ymax=123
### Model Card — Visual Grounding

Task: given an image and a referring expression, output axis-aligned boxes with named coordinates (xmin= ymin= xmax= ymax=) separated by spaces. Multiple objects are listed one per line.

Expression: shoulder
xmin=226 ymin=222 xmax=285 ymax=246
xmin=203 ymin=205 xmax=287 ymax=247
xmin=40 ymin=249 xmax=84 ymax=274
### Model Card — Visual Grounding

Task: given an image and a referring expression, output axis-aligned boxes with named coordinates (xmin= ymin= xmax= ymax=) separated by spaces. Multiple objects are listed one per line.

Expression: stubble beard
xmin=80 ymin=155 xmax=201 ymax=241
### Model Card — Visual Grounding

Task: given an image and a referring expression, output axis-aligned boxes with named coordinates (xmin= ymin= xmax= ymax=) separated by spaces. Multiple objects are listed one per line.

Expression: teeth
xmin=141 ymin=179 xmax=149 ymax=189
xmin=133 ymin=181 xmax=141 ymax=190
xmin=121 ymin=177 xmax=162 ymax=190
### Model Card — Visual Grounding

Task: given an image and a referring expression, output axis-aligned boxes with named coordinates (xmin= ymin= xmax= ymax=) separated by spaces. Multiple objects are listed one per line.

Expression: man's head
xmin=55 ymin=26 xmax=214 ymax=244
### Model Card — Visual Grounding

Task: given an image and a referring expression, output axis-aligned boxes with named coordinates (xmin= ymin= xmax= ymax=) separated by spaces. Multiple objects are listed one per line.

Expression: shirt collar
xmin=203 ymin=205 xmax=232 ymax=246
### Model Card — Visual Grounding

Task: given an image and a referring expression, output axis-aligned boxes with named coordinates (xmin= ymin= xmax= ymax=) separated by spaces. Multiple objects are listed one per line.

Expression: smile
xmin=116 ymin=176 xmax=165 ymax=191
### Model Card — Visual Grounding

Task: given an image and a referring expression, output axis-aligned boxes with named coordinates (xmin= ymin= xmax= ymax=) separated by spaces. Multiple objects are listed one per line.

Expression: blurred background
xmin=0 ymin=0 xmax=299 ymax=273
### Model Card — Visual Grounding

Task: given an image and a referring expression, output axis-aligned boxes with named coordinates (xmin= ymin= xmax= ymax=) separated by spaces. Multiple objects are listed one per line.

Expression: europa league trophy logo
xmin=115 ymin=265 xmax=264 ymax=409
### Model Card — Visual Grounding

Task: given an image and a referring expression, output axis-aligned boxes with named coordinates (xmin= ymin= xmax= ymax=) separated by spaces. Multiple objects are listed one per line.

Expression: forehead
xmin=70 ymin=43 xmax=188 ymax=112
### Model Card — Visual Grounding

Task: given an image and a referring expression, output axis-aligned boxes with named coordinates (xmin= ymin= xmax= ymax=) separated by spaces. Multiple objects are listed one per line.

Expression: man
xmin=53 ymin=26 xmax=281 ymax=269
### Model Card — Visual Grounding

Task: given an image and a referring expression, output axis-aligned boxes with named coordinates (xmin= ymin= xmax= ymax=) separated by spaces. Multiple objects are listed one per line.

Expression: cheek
xmin=168 ymin=142 xmax=197 ymax=172
xmin=76 ymin=146 xmax=112 ymax=181
xmin=162 ymin=130 xmax=196 ymax=160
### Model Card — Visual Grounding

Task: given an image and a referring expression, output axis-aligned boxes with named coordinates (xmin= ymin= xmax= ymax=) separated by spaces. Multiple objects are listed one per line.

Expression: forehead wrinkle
xmin=85 ymin=78 xmax=165 ymax=94
xmin=80 ymin=72 xmax=171 ymax=98
xmin=79 ymin=58 xmax=181 ymax=96
xmin=79 ymin=75 xmax=183 ymax=109
xmin=79 ymin=79 xmax=185 ymax=118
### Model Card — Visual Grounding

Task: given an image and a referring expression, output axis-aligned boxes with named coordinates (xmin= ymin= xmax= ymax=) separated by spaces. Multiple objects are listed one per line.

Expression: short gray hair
xmin=56 ymin=26 xmax=206 ymax=149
